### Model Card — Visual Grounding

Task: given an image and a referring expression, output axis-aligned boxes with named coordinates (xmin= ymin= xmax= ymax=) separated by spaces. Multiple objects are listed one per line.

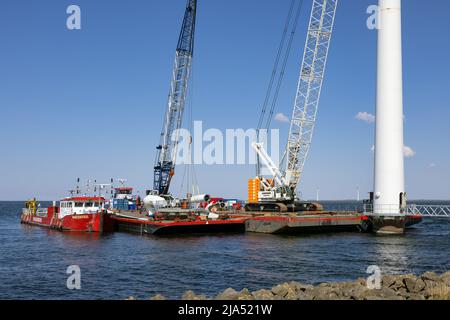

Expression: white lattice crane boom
xmin=285 ymin=0 xmax=338 ymax=191
xmin=251 ymin=0 xmax=338 ymax=206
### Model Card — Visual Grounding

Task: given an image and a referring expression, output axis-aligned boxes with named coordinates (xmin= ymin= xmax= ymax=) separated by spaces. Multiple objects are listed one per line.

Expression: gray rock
xmin=404 ymin=277 xmax=417 ymax=293
xmin=440 ymin=270 xmax=450 ymax=278
xmin=352 ymin=278 xmax=366 ymax=286
xmin=423 ymin=279 xmax=438 ymax=289
xmin=423 ymin=283 xmax=450 ymax=300
xmin=126 ymin=270 xmax=450 ymax=301
xmin=335 ymin=282 xmax=368 ymax=300
xmin=315 ymin=292 xmax=339 ymax=300
xmin=404 ymin=293 xmax=426 ymax=300
xmin=382 ymin=275 xmax=397 ymax=288
xmin=396 ymin=287 xmax=408 ymax=296
xmin=368 ymin=286 xmax=400 ymax=299
xmin=439 ymin=270 xmax=450 ymax=280
xmin=358 ymin=288 xmax=380 ymax=300
xmin=182 ymin=290 xmax=196 ymax=300
xmin=440 ymin=272 xmax=450 ymax=286
xmin=309 ymin=285 xmax=338 ymax=300
xmin=271 ymin=283 xmax=290 ymax=297
xmin=421 ymin=271 xmax=440 ymax=282
xmin=182 ymin=290 xmax=207 ymax=300
xmin=363 ymin=296 xmax=389 ymax=300
xmin=413 ymin=278 xmax=426 ymax=292
xmin=390 ymin=279 xmax=406 ymax=291
xmin=296 ymin=290 xmax=315 ymax=300
xmin=237 ymin=288 xmax=254 ymax=300
xmin=287 ymin=281 xmax=314 ymax=292
xmin=216 ymin=288 xmax=240 ymax=300
xmin=363 ymin=292 xmax=405 ymax=300
xmin=284 ymin=290 xmax=298 ymax=300
xmin=252 ymin=289 xmax=275 ymax=300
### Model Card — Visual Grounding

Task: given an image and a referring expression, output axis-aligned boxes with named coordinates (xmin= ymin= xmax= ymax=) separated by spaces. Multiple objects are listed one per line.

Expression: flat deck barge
xmin=108 ymin=210 xmax=422 ymax=236
xmin=109 ymin=210 xmax=248 ymax=235
xmin=244 ymin=211 xmax=370 ymax=234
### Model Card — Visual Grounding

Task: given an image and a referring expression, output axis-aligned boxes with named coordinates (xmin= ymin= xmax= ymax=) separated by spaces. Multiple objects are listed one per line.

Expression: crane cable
xmin=256 ymin=0 xmax=296 ymax=135
xmin=179 ymin=60 xmax=200 ymax=197
xmin=264 ymin=0 xmax=304 ymax=131
xmin=256 ymin=0 xmax=304 ymax=176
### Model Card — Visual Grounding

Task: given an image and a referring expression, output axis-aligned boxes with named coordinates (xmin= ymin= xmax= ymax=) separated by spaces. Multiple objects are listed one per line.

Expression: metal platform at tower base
xmin=363 ymin=204 xmax=450 ymax=234
xmin=368 ymin=216 xmax=407 ymax=235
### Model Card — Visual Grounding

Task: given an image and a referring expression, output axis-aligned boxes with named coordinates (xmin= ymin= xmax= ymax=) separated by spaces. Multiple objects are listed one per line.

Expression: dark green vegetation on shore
xmin=130 ymin=271 xmax=450 ymax=300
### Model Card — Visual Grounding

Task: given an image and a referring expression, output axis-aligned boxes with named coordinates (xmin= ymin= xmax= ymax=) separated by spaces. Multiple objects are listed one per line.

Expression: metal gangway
xmin=363 ymin=204 xmax=450 ymax=218
xmin=406 ymin=204 xmax=450 ymax=218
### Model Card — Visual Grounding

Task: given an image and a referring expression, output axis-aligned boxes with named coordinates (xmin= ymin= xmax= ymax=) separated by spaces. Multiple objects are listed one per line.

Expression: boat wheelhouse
xmin=60 ymin=197 xmax=105 ymax=216
xmin=21 ymin=196 xmax=113 ymax=233
xmin=110 ymin=187 xmax=140 ymax=212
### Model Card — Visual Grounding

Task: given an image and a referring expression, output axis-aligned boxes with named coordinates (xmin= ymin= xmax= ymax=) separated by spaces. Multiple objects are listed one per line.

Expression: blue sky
xmin=1 ymin=0 xmax=449 ymax=201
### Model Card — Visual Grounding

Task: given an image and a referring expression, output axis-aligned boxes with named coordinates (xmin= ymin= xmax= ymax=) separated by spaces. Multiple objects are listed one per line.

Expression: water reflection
xmin=370 ymin=235 xmax=413 ymax=275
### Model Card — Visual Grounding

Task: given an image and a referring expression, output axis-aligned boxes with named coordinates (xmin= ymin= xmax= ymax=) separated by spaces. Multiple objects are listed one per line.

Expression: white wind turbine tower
xmin=371 ymin=0 xmax=406 ymax=233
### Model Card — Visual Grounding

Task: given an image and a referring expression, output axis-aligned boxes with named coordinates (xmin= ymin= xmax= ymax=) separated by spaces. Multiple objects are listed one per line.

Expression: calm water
xmin=0 ymin=200 xmax=449 ymax=300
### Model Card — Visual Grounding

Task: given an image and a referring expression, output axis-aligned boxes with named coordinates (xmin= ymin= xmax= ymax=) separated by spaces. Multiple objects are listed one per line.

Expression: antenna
xmin=94 ymin=183 xmax=112 ymax=198
xmin=86 ymin=179 xmax=91 ymax=196
xmin=76 ymin=178 xmax=80 ymax=195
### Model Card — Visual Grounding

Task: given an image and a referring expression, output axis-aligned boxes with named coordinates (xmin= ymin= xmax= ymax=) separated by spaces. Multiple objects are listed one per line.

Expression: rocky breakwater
xmin=129 ymin=271 xmax=450 ymax=300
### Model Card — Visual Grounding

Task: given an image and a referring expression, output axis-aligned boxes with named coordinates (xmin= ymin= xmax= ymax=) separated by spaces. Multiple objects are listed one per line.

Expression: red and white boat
xmin=21 ymin=197 xmax=114 ymax=232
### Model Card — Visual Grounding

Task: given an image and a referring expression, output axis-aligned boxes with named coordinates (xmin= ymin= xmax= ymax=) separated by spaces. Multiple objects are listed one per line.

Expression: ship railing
xmin=21 ymin=208 xmax=48 ymax=216
xmin=363 ymin=204 xmax=405 ymax=215
xmin=36 ymin=209 xmax=48 ymax=217
xmin=81 ymin=209 xmax=102 ymax=214
xmin=320 ymin=203 xmax=364 ymax=212
xmin=363 ymin=204 xmax=450 ymax=218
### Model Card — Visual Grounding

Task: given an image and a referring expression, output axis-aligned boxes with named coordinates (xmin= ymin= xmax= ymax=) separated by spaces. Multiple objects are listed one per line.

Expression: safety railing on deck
xmin=363 ymin=204 xmax=450 ymax=218
xmin=21 ymin=208 xmax=48 ymax=217
xmin=36 ymin=209 xmax=48 ymax=217
xmin=363 ymin=204 xmax=405 ymax=215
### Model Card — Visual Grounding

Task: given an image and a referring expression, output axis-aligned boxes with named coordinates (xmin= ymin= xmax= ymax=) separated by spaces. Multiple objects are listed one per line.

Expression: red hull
xmin=21 ymin=208 xmax=114 ymax=233
xmin=111 ymin=215 xmax=247 ymax=235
